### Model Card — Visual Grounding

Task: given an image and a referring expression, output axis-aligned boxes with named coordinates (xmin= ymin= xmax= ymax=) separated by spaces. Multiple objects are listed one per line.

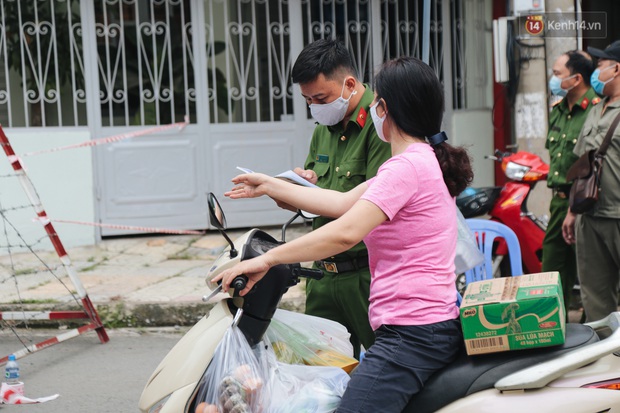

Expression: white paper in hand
xmin=274 ymin=170 xmax=318 ymax=188
xmin=274 ymin=171 xmax=320 ymax=218
xmin=235 ymin=167 xmax=319 ymax=219
xmin=236 ymin=166 xmax=255 ymax=174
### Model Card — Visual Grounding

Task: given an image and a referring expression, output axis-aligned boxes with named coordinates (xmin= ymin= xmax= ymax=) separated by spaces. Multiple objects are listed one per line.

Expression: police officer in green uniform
xmin=563 ymin=40 xmax=620 ymax=323
xmin=288 ymin=39 xmax=391 ymax=358
xmin=543 ymin=50 xmax=597 ymax=316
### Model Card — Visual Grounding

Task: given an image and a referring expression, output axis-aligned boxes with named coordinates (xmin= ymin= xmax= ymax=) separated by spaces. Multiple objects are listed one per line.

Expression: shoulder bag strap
xmin=596 ymin=110 xmax=620 ymax=157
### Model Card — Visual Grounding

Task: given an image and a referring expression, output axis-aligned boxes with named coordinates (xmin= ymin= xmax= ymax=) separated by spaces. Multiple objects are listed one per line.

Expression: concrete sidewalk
xmin=1 ymin=221 xmax=587 ymax=328
xmin=0 ymin=224 xmax=312 ymax=328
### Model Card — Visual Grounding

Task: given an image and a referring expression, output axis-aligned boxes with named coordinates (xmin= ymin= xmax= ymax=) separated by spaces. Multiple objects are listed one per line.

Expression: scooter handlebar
xmin=231 ymin=266 xmax=322 ymax=292
xmin=231 ymin=275 xmax=248 ymax=291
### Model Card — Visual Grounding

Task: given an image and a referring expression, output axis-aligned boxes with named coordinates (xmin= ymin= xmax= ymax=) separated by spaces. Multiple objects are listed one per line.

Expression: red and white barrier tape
xmin=1 ymin=125 xmax=110 ymax=345
xmin=1 ymin=323 xmax=99 ymax=364
xmin=0 ymin=310 xmax=89 ymax=321
xmin=21 ymin=115 xmax=189 ymax=157
xmin=44 ymin=218 xmax=206 ymax=236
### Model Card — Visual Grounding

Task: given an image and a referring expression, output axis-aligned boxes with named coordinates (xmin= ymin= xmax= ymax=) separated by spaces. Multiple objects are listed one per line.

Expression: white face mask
xmin=369 ymin=102 xmax=388 ymax=142
xmin=309 ymin=80 xmax=357 ymax=126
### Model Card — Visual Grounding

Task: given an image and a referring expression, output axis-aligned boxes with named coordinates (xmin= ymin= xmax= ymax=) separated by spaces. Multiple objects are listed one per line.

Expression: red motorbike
xmin=456 ymin=149 xmax=549 ymax=276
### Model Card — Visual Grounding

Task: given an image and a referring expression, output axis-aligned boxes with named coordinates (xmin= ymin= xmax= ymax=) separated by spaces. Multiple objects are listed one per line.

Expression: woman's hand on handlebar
xmin=225 ymin=173 xmax=271 ymax=199
xmin=211 ymin=256 xmax=272 ymax=296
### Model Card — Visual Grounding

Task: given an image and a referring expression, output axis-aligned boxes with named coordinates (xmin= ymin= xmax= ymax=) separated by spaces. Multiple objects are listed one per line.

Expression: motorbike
xmin=139 ymin=193 xmax=620 ymax=413
xmin=456 ymin=149 xmax=549 ymax=277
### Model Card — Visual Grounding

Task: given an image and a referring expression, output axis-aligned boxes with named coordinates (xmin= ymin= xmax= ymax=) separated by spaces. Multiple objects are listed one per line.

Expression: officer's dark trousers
xmin=542 ymin=195 xmax=577 ymax=316
xmin=576 ymin=215 xmax=620 ymax=322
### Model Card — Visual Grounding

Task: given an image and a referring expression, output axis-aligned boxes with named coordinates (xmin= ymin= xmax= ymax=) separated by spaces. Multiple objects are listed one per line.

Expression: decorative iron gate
xmin=0 ymin=0 xmax=491 ymax=237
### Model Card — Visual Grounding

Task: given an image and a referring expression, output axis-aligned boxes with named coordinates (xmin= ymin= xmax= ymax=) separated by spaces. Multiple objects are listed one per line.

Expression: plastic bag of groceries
xmin=264 ymin=360 xmax=349 ymax=413
xmin=194 ymin=323 xmax=350 ymax=413
xmin=265 ymin=310 xmax=359 ymax=373
xmin=454 ymin=208 xmax=484 ymax=274
xmin=195 ymin=325 xmax=267 ymax=413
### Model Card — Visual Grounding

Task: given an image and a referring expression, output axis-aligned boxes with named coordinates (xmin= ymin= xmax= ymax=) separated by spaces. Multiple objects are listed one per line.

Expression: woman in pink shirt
xmin=214 ymin=57 xmax=473 ymax=412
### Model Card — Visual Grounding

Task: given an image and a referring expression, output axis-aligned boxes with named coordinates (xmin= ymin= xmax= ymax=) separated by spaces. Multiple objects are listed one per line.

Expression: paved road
xmin=0 ymin=328 xmax=183 ymax=412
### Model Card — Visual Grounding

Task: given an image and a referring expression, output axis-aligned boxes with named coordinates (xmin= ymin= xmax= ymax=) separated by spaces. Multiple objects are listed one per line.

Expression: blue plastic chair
xmin=464 ymin=219 xmax=523 ymax=285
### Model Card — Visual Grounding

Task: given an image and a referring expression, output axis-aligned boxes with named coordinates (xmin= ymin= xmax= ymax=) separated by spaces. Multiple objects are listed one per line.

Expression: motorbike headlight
xmin=504 ymin=161 xmax=531 ymax=181
xmin=147 ymin=395 xmax=171 ymax=413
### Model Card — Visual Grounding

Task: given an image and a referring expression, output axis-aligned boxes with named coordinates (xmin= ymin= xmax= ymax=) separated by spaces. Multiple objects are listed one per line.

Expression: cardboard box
xmin=460 ymin=272 xmax=566 ymax=355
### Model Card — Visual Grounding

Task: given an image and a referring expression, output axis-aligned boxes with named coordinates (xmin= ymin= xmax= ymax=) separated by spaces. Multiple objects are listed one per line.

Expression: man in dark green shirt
xmin=288 ymin=39 xmax=391 ymax=357
xmin=563 ymin=40 xmax=620 ymax=322
xmin=543 ymin=50 xmax=596 ymax=316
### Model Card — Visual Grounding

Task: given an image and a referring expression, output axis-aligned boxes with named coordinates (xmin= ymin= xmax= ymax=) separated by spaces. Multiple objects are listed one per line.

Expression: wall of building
xmin=0 ymin=129 xmax=96 ymax=250
xmin=452 ymin=110 xmax=496 ymax=188
xmin=509 ymin=0 xmax=579 ymax=221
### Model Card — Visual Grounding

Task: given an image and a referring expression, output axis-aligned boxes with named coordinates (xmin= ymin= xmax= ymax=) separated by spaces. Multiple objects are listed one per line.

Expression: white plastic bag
xmin=195 ymin=322 xmax=350 ymax=413
xmin=265 ymin=362 xmax=349 ymax=413
xmin=196 ymin=325 xmax=267 ymax=413
xmin=271 ymin=310 xmax=354 ymax=356
xmin=454 ymin=209 xmax=484 ymax=274
xmin=266 ymin=310 xmax=358 ymax=372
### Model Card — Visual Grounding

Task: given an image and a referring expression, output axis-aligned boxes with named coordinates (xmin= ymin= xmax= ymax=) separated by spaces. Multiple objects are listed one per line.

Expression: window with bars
xmin=203 ymin=0 xmax=294 ymax=123
xmin=94 ymin=0 xmax=196 ymax=127
xmin=0 ymin=0 xmax=86 ymax=127
xmin=0 ymin=0 xmax=491 ymax=128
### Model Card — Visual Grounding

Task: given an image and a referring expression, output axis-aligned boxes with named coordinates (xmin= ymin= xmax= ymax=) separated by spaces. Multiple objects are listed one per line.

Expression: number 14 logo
xmin=525 ymin=15 xmax=544 ymax=36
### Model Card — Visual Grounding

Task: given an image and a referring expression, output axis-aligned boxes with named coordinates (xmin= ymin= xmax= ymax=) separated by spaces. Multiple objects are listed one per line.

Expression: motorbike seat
xmin=406 ymin=323 xmax=599 ymax=413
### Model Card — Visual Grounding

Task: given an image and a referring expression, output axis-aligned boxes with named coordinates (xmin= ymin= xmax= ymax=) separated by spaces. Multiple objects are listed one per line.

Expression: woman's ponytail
xmin=433 ymin=142 xmax=473 ymax=197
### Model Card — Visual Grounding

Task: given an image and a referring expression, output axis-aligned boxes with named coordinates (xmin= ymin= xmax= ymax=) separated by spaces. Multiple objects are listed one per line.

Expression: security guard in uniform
xmin=289 ymin=39 xmax=391 ymax=358
xmin=543 ymin=50 xmax=597 ymax=317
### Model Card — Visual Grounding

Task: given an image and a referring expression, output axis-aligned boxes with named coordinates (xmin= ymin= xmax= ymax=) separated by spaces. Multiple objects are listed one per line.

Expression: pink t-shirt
xmin=360 ymin=143 xmax=458 ymax=330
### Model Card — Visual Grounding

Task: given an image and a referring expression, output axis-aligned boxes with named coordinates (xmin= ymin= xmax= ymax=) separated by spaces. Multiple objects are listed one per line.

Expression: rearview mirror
xmin=207 ymin=192 xmax=237 ymax=258
xmin=207 ymin=192 xmax=226 ymax=230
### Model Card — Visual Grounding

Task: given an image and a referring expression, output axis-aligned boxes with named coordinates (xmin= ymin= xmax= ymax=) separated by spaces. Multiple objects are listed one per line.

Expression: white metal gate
xmin=85 ymin=0 xmax=304 ymax=236
xmin=2 ymin=0 xmax=491 ymax=238
xmin=82 ymin=0 xmax=206 ymax=236
xmin=84 ymin=0 xmax=391 ymax=235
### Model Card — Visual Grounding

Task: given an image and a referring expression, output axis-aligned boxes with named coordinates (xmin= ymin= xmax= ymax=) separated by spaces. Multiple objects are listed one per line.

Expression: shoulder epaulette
xmin=356 ymin=107 xmax=367 ymax=128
